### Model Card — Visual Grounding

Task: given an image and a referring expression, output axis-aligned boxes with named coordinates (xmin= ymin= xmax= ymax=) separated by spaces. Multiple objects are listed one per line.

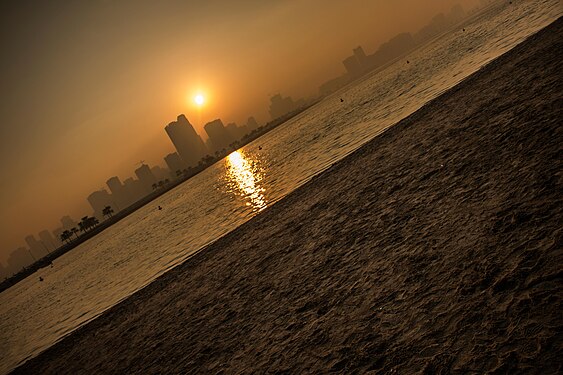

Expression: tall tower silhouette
xmin=134 ymin=164 xmax=158 ymax=194
xmin=165 ymin=115 xmax=207 ymax=168
xmin=204 ymin=119 xmax=234 ymax=152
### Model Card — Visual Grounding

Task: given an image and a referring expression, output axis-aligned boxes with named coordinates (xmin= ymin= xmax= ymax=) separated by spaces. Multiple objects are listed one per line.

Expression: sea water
xmin=0 ymin=1 xmax=560 ymax=373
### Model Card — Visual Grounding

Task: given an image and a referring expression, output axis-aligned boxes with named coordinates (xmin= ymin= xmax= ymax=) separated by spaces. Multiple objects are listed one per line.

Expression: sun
xmin=194 ymin=94 xmax=205 ymax=106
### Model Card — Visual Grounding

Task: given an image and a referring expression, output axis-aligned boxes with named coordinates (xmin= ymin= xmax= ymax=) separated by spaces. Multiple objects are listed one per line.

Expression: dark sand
xmin=13 ymin=19 xmax=562 ymax=375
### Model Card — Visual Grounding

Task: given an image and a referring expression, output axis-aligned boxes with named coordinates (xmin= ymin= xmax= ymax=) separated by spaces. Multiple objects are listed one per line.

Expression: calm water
xmin=0 ymin=1 xmax=560 ymax=373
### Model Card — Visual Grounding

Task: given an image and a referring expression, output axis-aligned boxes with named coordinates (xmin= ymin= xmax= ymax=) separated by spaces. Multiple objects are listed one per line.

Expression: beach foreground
xmin=13 ymin=18 xmax=562 ymax=375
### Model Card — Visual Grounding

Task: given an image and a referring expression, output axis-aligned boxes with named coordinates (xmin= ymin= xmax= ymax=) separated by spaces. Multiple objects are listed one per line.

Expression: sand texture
xmin=12 ymin=18 xmax=562 ymax=375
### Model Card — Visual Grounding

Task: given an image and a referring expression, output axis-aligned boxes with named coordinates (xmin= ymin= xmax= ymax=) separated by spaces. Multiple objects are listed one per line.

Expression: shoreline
xmin=0 ymin=102 xmax=317 ymax=295
xmin=0 ymin=1 xmax=510 ymax=293
xmin=12 ymin=18 xmax=563 ymax=374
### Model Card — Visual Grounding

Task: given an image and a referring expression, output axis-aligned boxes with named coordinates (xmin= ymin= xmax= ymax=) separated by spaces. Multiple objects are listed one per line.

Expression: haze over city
xmin=2 ymin=0 xmax=562 ymax=373
xmin=0 ymin=0 xmax=480 ymax=264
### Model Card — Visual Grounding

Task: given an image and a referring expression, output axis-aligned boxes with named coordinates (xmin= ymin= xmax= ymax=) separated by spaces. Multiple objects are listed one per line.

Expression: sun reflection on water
xmin=225 ymin=151 xmax=267 ymax=212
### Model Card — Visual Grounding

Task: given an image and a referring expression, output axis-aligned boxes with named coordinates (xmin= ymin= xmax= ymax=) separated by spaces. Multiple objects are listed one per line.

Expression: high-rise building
xmin=269 ymin=94 xmax=297 ymax=120
xmin=164 ymin=152 xmax=186 ymax=176
xmin=204 ymin=119 xmax=235 ymax=152
xmin=134 ymin=164 xmax=158 ymax=194
xmin=38 ymin=230 xmax=57 ymax=251
xmin=165 ymin=114 xmax=207 ymax=168
xmin=60 ymin=215 xmax=78 ymax=231
xmin=343 ymin=55 xmax=363 ymax=78
xmin=7 ymin=247 xmax=33 ymax=276
xmin=106 ymin=176 xmax=123 ymax=194
xmin=123 ymin=177 xmax=146 ymax=202
xmin=246 ymin=116 xmax=259 ymax=131
xmin=226 ymin=122 xmax=246 ymax=141
xmin=151 ymin=165 xmax=169 ymax=181
xmin=24 ymin=235 xmax=46 ymax=258
xmin=87 ymin=189 xmax=116 ymax=219
xmin=106 ymin=176 xmax=130 ymax=210
xmin=353 ymin=46 xmax=367 ymax=68
xmin=52 ymin=227 xmax=64 ymax=245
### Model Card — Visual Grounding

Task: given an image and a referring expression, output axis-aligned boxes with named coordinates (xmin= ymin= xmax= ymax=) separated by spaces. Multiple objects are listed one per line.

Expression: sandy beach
xmin=12 ymin=18 xmax=562 ymax=375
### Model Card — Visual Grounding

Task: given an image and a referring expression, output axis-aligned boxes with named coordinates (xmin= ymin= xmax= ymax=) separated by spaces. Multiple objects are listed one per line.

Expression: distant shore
xmin=12 ymin=18 xmax=562 ymax=375
xmin=0 ymin=102 xmax=317 ymax=294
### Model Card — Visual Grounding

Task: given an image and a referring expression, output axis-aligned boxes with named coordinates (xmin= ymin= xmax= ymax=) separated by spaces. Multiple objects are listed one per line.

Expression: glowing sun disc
xmin=194 ymin=94 xmax=205 ymax=106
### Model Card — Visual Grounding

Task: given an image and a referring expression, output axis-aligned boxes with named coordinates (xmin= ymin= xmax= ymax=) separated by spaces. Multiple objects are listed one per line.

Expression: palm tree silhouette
xmin=60 ymin=230 xmax=72 ymax=244
xmin=102 ymin=206 xmax=114 ymax=219
xmin=79 ymin=216 xmax=99 ymax=233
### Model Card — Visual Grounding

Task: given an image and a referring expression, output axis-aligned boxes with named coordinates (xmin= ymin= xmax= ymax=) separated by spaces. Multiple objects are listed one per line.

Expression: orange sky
xmin=0 ymin=0 xmax=480 ymax=263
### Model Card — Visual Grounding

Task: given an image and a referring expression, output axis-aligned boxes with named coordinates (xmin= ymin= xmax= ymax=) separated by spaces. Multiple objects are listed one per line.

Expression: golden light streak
xmin=225 ymin=151 xmax=267 ymax=212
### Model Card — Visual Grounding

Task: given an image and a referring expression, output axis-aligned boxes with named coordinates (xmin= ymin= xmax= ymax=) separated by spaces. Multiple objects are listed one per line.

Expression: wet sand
xmin=12 ymin=18 xmax=562 ymax=375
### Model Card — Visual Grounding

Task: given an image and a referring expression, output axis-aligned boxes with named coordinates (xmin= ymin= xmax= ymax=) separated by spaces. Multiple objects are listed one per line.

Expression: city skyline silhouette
xmin=0 ymin=0 xmax=482 ymax=273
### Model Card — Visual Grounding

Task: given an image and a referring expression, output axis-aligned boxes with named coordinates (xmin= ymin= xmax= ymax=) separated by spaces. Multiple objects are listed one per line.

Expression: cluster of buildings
xmin=161 ymin=95 xmax=307 ymax=179
xmin=1 ymin=94 xmax=305 ymax=280
xmin=163 ymin=114 xmax=263 ymax=175
xmin=268 ymin=94 xmax=306 ymax=120
xmin=319 ymin=3 xmax=476 ymax=96
xmin=1 ymin=216 xmax=78 ymax=279
xmin=2 ymin=2 xmax=489 ymax=280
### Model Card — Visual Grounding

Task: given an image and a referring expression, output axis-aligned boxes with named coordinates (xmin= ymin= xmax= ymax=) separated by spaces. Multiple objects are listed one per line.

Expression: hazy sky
xmin=0 ymin=0 xmax=479 ymax=262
